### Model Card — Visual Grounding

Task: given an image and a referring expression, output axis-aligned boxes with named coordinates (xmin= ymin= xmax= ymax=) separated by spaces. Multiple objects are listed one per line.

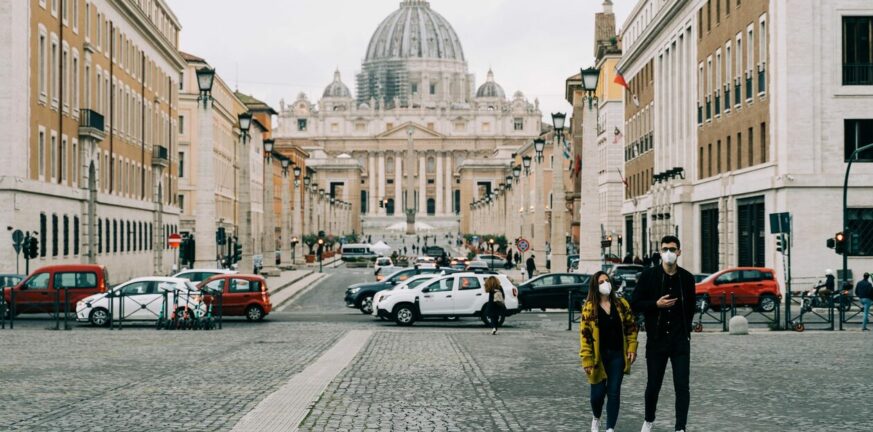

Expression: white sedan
xmin=76 ymin=277 xmax=203 ymax=326
xmin=373 ymin=273 xmax=440 ymax=319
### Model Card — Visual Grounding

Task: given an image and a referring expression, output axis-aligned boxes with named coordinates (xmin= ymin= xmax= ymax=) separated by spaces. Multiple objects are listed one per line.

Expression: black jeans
xmin=591 ymin=349 xmax=625 ymax=429
xmin=488 ymin=303 xmax=503 ymax=329
xmin=644 ymin=338 xmax=690 ymax=431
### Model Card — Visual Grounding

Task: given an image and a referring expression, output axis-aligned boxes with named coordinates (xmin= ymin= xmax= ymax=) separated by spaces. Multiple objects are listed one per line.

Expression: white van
xmin=378 ymin=272 xmax=519 ymax=326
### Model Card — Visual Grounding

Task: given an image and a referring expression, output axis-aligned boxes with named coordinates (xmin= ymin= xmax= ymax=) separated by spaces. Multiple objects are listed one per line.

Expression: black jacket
xmin=631 ymin=264 xmax=697 ymax=346
xmin=856 ymin=279 xmax=873 ymax=299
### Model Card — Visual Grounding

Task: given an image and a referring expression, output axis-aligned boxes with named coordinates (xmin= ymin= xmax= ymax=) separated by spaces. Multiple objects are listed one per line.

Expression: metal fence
xmin=693 ymin=293 xmax=728 ymax=332
xmin=787 ymin=292 xmax=836 ymax=332
xmin=728 ymin=294 xmax=781 ymax=330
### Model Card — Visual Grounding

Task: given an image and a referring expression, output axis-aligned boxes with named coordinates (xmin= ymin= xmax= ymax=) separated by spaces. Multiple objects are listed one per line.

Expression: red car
xmin=695 ymin=267 xmax=781 ymax=312
xmin=3 ymin=265 xmax=109 ymax=316
xmin=199 ymin=274 xmax=272 ymax=321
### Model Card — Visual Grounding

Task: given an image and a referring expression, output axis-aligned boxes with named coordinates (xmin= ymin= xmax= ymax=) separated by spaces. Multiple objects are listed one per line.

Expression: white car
xmin=374 ymin=257 xmax=393 ymax=272
xmin=377 ymin=272 xmax=519 ymax=326
xmin=372 ymin=273 xmax=440 ymax=319
xmin=172 ymin=269 xmax=237 ymax=283
xmin=76 ymin=277 xmax=203 ymax=326
xmin=414 ymin=256 xmax=437 ymax=269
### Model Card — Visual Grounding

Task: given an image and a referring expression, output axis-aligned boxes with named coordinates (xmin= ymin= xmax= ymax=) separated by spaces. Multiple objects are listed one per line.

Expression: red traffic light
xmin=835 ymin=232 xmax=845 ymax=242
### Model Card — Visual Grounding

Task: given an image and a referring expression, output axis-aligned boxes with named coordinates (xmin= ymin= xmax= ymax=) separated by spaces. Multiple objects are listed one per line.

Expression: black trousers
xmin=644 ymin=338 xmax=690 ymax=431
xmin=488 ymin=303 xmax=504 ymax=329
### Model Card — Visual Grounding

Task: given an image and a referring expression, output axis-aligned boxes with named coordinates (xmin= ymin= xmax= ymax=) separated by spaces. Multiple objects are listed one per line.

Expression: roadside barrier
xmin=787 ymin=292 xmax=835 ymax=332
xmin=566 ymin=291 xmax=585 ymax=330
xmin=728 ymin=294 xmax=781 ymax=330
xmin=839 ymin=295 xmax=867 ymax=328
xmin=693 ymin=293 xmax=728 ymax=332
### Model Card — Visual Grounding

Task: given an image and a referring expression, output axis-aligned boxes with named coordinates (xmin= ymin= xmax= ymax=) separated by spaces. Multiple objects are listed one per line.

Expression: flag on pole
xmin=614 ymin=71 xmax=629 ymax=90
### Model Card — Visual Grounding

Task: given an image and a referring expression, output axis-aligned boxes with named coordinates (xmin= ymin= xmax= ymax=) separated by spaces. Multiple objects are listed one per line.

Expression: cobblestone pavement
xmin=3 ymin=263 xmax=873 ymax=431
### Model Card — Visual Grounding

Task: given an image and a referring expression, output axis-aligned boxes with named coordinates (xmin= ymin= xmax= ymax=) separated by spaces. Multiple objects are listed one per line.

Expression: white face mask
xmin=662 ymin=250 xmax=678 ymax=265
xmin=598 ymin=281 xmax=612 ymax=296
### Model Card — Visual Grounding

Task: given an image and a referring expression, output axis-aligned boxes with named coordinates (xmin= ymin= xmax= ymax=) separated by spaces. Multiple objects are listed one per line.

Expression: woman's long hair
xmin=484 ymin=276 xmax=501 ymax=294
xmin=585 ymin=271 xmax=621 ymax=322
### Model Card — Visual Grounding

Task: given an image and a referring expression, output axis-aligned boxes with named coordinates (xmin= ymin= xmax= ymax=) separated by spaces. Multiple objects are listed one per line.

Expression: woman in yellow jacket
xmin=579 ymin=271 xmax=639 ymax=432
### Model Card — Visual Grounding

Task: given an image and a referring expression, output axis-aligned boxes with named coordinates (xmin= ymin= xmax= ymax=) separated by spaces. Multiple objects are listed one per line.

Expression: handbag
xmin=493 ymin=289 xmax=505 ymax=304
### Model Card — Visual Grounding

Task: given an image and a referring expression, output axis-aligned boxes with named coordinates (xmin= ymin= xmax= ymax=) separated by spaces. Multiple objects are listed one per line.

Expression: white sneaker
xmin=606 ymin=429 xmax=614 ymax=432
xmin=641 ymin=421 xmax=654 ymax=432
xmin=591 ymin=417 xmax=600 ymax=432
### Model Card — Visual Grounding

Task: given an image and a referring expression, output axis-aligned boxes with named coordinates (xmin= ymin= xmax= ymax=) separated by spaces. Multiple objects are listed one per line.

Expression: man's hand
xmin=656 ymin=294 xmax=677 ymax=308
xmin=584 ymin=366 xmax=593 ymax=375
xmin=627 ymin=352 xmax=637 ymax=364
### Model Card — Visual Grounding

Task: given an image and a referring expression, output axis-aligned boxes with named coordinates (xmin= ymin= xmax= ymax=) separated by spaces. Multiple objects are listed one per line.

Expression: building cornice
xmin=113 ymin=0 xmax=185 ymax=71
xmin=616 ymin=0 xmax=687 ymax=74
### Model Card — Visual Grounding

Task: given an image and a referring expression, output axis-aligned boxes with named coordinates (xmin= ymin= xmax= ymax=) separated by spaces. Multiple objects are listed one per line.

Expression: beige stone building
xmin=0 ymin=0 xmax=183 ymax=280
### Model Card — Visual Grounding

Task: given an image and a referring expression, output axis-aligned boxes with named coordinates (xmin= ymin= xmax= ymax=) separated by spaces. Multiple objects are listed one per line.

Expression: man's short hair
xmin=661 ymin=235 xmax=681 ymax=249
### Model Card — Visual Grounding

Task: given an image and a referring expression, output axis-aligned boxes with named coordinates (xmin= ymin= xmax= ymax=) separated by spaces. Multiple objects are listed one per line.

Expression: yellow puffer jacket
xmin=578 ymin=297 xmax=639 ymax=385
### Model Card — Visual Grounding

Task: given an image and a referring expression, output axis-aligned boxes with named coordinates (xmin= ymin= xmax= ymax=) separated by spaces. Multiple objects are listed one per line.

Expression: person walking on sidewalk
xmin=526 ymin=255 xmax=537 ymax=280
xmin=856 ymin=272 xmax=872 ymax=331
xmin=485 ymin=276 xmax=505 ymax=335
xmin=631 ymin=235 xmax=697 ymax=432
xmin=579 ymin=271 xmax=639 ymax=432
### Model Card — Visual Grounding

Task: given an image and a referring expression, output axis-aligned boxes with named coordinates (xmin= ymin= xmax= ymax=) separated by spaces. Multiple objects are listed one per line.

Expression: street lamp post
xmin=236 ymin=111 xmax=254 ymax=273
xmin=292 ymin=166 xmax=303 ymax=263
xmin=261 ymin=139 xmax=279 ymax=276
xmin=532 ymin=138 xmax=547 ymax=271
xmin=317 ymin=237 xmax=325 ymax=273
xmin=193 ymin=66 xmax=218 ymax=268
xmin=577 ymin=65 xmax=602 ymax=273
xmin=550 ymin=112 xmax=569 ymax=272
xmin=280 ymin=157 xmax=292 ymax=268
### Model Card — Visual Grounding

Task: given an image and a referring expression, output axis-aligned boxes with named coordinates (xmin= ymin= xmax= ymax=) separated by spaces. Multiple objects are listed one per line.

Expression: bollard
xmin=729 ymin=316 xmax=749 ymax=335
xmin=63 ymin=286 xmax=71 ymax=331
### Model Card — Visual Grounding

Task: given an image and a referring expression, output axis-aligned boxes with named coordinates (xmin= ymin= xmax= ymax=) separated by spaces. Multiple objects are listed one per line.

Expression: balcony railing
xmin=78 ymin=109 xmax=106 ymax=141
xmin=152 ymin=145 xmax=169 ymax=167
xmin=843 ymin=63 xmax=873 ymax=86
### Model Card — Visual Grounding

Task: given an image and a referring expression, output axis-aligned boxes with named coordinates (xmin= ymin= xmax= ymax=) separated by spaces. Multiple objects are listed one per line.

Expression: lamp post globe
xmin=196 ymin=66 xmax=215 ymax=93
xmin=551 ymin=112 xmax=566 ymax=133
xmin=522 ymin=155 xmax=532 ymax=172
xmin=293 ymin=166 xmax=302 ymax=178
xmin=304 ymin=176 xmax=311 ymax=186
xmin=533 ymin=138 xmax=546 ymax=161
xmin=263 ymin=139 xmax=274 ymax=154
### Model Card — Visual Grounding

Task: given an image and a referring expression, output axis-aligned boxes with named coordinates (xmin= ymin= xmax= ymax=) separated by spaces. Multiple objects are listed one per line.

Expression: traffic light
xmin=776 ymin=233 xmax=787 ymax=254
xmin=834 ymin=232 xmax=846 ymax=255
xmin=216 ymin=227 xmax=226 ymax=246
xmin=233 ymin=241 xmax=242 ymax=263
xmin=24 ymin=236 xmax=38 ymax=259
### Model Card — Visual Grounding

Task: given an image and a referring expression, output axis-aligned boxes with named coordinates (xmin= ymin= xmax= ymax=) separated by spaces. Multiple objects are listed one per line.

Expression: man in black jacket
xmin=856 ymin=272 xmax=872 ymax=331
xmin=631 ymin=235 xmax=696 ymax=432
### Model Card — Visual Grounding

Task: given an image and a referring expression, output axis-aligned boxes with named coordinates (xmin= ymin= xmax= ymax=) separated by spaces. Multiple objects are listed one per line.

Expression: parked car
xmin=465 ymin=260 xmax=489 ymax=271
xmin=374 ymin=257 xmax=393 ymax=273
xmin=76 ymin=277 xmax=200 ymax=326
xmin=172 ymin=269 xmax=237 ymax=283
xmin=517 ymin=273 xmax=591 ymax=310
xmin=608 ymin=264 xmax=645 ymax=296
xmin=695 ymin=267 xmax=782 ymax=312
xmin=414 ymin=256 xmax=438 ymax=269
xmin=345 ymin=267 xmax=456 ymax=314
xmin=1 ymin=274 xmax=24 ymax=289
xmin=474 ymin=254 xmax=506 ymax=269
xmin=380 ymin=272 xmax=519 ymax=326
xmin=423 ymin=245 xmax=446 ymax=258
xmin=199 ymin=274 xmax=272 ymax=321
xmin=373 ymin=273 xmax=440 ymax=319
xmin=449 ymin=257 xmax=468 ymax=270
xmin=3 ymin=265 xmax=109 ymax=316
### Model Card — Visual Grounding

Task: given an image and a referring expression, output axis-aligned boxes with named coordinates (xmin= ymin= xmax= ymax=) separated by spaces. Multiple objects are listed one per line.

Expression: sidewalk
xmin=273 ymin=272 xmax=330 ymax=310
xmin=265 ymin=269 xmax=315 ymax=295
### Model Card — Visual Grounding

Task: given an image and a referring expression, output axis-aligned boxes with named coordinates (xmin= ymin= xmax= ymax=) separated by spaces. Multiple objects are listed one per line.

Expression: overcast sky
xmin=166 ymin=0 xmax=634 ymax=120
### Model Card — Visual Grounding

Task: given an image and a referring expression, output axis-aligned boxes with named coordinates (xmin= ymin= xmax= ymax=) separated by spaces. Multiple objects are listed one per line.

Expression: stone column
xmin=261 ymin=158 xmax=279 ymax=276
xmin=550 ymin=135 xmax=568 ymax=273
xmin=194 ymin=100 xmax=217 ymax=268
xmin=394 ymin=154 xmax=402 ymax=216
xmin=368 ymin=154 xmax=376 ymax=216
xmin=280 ymin=172 xmax=291 ymax=267
xmin=435 ymin=152 xmax=444 ymax=215
xmin=378 ymin=152 xmax=386 ymax=216
xmin=418 ymin=154 xmax=426 ymax=215
xmin=579 ymin=100 xmax=602 ymax=273
xmin=533 ymin=156 xmax=547 ymax=271
xmin=444 ymin=153 xmax=453 ymax=216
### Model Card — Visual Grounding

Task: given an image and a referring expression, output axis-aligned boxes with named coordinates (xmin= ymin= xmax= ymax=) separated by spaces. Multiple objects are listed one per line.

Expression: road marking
xmin=230 ymin=330 xmax=373 ymax=432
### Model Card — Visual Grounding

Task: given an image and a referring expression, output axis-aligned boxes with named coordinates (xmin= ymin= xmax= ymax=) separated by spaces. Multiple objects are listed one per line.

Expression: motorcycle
xmin=800 ymin=281 xmax=852 ymax=313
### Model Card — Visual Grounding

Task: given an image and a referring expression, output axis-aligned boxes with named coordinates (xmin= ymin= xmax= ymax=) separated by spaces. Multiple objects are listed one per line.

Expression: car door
xmin=521 ymin=277 xmax=546 ymax=309
xmin=54 ymin=271 xmax=99 ymax=309
xmin=419 ymin=277 xmax=454 ymax=315
xmin=537 ymin=275 xmax=563 ymax=308
xmin=453 ymin=275 xmax=484 ymax=314
xmin=117 ymin=281 xmax=154 ymax=320
xmin=16 ymin=272 xmax=51 ymax=313
xmin=711 ymin=271 xmax=741 ymax=306
xmin=227 ymin=278 xmax=257 ymax=315
xmin=740 ymin=270 xmax=765 ymax=304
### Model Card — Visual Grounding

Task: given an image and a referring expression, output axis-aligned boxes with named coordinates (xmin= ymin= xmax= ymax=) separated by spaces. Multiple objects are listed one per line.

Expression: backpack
xmin=493 ymin=289 xmax=505 ymax=304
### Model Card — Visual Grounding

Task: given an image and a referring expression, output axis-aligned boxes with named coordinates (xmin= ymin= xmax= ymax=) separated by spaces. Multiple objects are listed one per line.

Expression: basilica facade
xmin=273 ymin=0 xmax=542 ymax=232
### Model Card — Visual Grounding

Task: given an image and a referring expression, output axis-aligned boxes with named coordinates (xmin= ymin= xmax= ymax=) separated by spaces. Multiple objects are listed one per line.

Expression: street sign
xmin=769 ymin=212 xmax=791 ymax=234
xmin=11 ymin=229 xmax=23 ymax=254
xmin=517 ymin=238 xmax=530 ymax=253
xmin=168 ymin=233 xmax=182 ymax=249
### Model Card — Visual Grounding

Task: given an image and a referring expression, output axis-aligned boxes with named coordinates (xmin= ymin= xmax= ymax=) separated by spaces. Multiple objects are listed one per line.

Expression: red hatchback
xmin=3 ymin=264 xmax=109 ymax=316
xmin=695 ymin=267 xmax=781 ymax=312
xmin=199 ymin=274 xmax=272 ymax=321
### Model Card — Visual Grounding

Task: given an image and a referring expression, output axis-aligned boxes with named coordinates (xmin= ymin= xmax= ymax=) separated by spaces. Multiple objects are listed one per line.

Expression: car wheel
xmin=359 ymin=295 xmax=374 ymax=315
xmin=757 ymin=295 xmax=777 ymax=313
xmin=245 ymin=305 xmax=265 ymax=322
xmin=394 ymin=304 xmax=416 ymax=326
xmin=89 ymin=308 xmax=111 ymax=327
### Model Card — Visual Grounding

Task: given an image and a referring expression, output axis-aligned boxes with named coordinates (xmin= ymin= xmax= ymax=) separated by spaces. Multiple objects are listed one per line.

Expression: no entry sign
xmin=168 ymin=233 xmax=182 ymax=249
xmin=517 ymin=238 xmax=530 ymax=253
